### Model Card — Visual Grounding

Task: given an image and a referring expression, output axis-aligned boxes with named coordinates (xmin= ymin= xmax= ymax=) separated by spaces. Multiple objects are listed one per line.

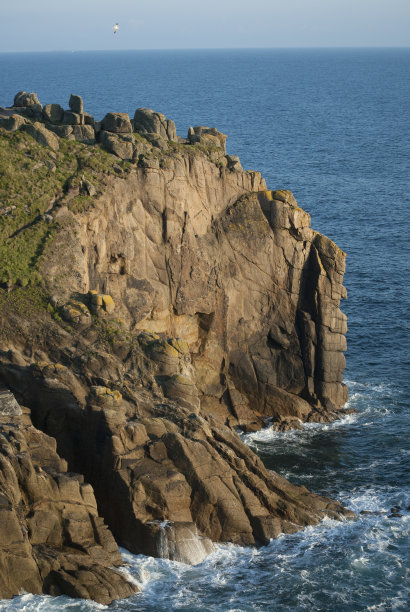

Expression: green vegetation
xmin=94 ymin=317 xmax=130 ymax=347
xmin=0 ymin=123 xmax=226 ymax=322
xmin=0 ymin=129 xmax=130 ymax=304
xmin=0 ymin=284 xmax=47 ymax=317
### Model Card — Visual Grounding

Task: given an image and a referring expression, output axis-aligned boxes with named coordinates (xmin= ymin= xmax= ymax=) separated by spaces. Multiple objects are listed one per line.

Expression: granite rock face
xmin=39 ymin=159 xmax=347 ymax=426
xmin=0 ymin=94 xmax=352 ymax=603
xmin=0 ymin=346 xmax=352 ymax=572
xmin=0 ymin=388 xmax=137 ymax=604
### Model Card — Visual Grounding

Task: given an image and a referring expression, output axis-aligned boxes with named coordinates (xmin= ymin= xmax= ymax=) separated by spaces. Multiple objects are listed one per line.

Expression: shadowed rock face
xmin=0 ymin=361 xmax=352 ymax=569
xmin=0 ymin=98 xmax=351 ymax=603
xmin=0 ymin=388 xmax=137 ymax=604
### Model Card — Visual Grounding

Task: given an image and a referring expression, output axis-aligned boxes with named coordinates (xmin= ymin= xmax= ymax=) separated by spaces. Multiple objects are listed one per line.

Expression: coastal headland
xmin=0 ymin=92 xmax=353 ymax=604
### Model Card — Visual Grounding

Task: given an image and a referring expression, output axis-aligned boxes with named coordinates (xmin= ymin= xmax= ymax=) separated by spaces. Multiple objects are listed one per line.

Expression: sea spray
xmin=151 ymin=520 xmax=216 ymax=565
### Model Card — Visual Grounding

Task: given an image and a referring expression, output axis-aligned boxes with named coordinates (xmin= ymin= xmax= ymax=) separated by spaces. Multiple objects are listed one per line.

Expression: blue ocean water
xmin=0 ymin=48 xmax=409 ymax=611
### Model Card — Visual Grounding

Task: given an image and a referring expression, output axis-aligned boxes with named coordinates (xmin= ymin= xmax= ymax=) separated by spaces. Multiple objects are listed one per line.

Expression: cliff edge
xmin=0 ymin=92 xmax=353 ymax=603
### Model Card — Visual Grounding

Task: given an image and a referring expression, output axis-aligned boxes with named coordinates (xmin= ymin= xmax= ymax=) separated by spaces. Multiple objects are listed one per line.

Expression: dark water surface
xmin=0 ymin=48 xmax=409 ymax=611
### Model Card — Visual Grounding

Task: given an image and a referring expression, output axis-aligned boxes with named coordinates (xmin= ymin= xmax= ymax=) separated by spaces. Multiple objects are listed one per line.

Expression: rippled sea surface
xmin=0 ymin=49 xmax=409 ymax=611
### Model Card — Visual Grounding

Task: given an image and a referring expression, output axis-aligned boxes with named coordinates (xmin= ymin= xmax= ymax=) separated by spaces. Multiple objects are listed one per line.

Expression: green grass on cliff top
xmin=0 ymin=126 xmax=227 ymax=320
xmin=0 ymin=129 xmax=128 ymax=299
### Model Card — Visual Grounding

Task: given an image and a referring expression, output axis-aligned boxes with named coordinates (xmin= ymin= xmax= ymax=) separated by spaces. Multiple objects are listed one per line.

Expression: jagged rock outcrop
xmin=1 ymin=93 xmax=235 ymax=165
xmin=0 ymin=385 xmax=137 ymax=604
xmin=134 ymin=108 xmax=177 ymax=142
xmin=0 ymin=92 xmax=352 ymax=603
xmin=0 ymin=344 xmax=352 ymax=573
xmin=187 ymin=126 xmax=227 ymax=152
xmin=12 ymin=91 xmax=42 ymax=119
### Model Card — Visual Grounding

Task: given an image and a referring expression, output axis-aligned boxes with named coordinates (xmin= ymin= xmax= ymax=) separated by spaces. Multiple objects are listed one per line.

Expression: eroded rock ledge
xmin=0 ymin=92 xmax=352 ymax=604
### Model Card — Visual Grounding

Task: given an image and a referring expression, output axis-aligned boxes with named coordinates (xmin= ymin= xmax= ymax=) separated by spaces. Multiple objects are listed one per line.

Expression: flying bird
xmin=113 ymin=23 xmax=119 ymax=34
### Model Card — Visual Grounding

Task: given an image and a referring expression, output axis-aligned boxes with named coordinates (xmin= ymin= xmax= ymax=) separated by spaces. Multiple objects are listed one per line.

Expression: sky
xmin=1 ymin=0 xmax=409 ymax=52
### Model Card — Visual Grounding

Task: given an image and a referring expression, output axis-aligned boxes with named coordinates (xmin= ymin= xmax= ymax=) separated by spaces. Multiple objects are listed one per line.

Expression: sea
xmin=0 ymin=48 xmax=409 ymax=611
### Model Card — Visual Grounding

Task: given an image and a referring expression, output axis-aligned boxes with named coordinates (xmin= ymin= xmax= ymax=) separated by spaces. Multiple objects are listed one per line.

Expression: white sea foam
xmin=241 ymin=410 xmax=360 ymax=449
xmin=1 ymin=376 xmax=407 ymax=612
xmin=241 ymin=376 xmax=401 ymax=453
xmin=0 ymin=593 xmax=106 ymax=611
xmin=3 ymin=501 xmax=408 ymax=611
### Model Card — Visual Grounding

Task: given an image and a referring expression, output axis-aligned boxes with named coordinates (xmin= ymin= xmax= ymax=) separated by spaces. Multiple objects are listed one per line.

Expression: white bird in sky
xmin=113 ymin=23 xmax=119 ymax=34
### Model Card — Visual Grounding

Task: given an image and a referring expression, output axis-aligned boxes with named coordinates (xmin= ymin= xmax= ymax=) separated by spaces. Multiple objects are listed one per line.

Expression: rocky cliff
xmin=0 ymin=92 xmax=352 ymax=603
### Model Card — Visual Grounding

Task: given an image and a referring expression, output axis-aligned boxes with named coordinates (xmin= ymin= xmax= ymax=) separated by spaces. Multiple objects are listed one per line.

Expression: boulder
xmin=63 ymin=111 xmax=83 ymax=125
xmin=83 ymin=112 xmax=95 ymax=126
xmin=100 ymin=130 xmax=133 ymax=160
xmin=69 ymin=93 xmax=83 ymax=114
xmin=42 ymin=103 xmax=64 ymax=124
xmin=89 ymin=291 xmax=116 ymax=314
xmin=47 ymin=124 xmax=74 ymax=139
xmin=21 ymin=122 xmax=60 ymax=151
xmin=133 ymin=108 xmax=177 ymax=141
xmin=0 ymin=113 xmax=28 ymax=132
xmin=13 ymin=91 xmax=40 ymax=108
xmin=71 ymin=124 xmax=96 ymax=144
xmin=62 ymin=300 xmax=92 ymax=326
xmin=101 ymin=112 xmax=133 ymax=134
xmin=80 ymin=178 xmax=97 ymax=196
xmin=12 ymin=91 xmax=42 ymax=119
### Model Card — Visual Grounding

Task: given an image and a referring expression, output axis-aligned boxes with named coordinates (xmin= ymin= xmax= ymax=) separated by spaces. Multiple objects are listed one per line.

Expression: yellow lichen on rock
xmin=90 ymin=385 xmax=123 ymax=405
xmin=170 ymin=338 xmax=190 ymax=355
xmin=62 ymin=300 xmax=91 ymax=324
xmin=271 ymin=189 xmax=298 ymax=207
xmin=88 ymin=291 xmax=115 ymax=315
xmin=102 ymin=294 xmax=115 ymax=313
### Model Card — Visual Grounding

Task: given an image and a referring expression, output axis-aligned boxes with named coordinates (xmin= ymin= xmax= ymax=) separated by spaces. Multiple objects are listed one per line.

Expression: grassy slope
xmin=0 ymin=129 xmax=132 ymax=317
